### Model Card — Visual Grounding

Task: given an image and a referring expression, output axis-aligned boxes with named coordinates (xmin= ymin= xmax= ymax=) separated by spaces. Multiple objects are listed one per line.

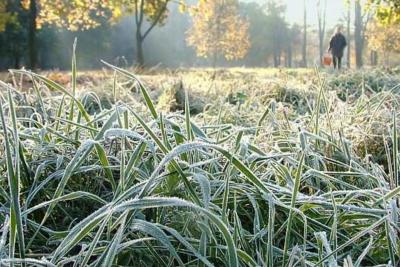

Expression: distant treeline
xmin=0 ymin=5 xmax=195 ymax=70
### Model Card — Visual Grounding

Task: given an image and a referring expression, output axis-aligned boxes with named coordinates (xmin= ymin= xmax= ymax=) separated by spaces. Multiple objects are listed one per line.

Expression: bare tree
xmin=302 ymin=0 xmax=307 ymax=67
xmin=133 ymin=0 xmax=170 ymax=66
xmin=354 ymin=0 xmax=372 ymax=68
xmin=346 ymin=1 xmax=351 ymax=68
xmin=28 ymin=0 xmax=38 ymax=69
xmin=317 ymin=0 xmax=327 ymax=67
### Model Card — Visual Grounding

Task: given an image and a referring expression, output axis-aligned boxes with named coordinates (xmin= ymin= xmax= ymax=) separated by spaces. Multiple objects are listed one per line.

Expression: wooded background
xmin=0 ymin=0 xmax=399 ymax=70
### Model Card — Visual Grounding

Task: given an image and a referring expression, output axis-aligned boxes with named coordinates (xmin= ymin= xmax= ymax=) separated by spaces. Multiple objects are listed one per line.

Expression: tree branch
xmin=142 ymin=1 xmax=169 ymax=40
xmin=139 ymin=0 xmax=145 ymax=26
xmin=134 ymin=0 xmax=140 ymax=27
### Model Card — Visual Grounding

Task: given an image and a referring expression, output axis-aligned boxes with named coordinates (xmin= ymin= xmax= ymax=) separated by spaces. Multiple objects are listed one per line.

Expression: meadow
xmin=1 ymin=58 xmax=400 ymax=266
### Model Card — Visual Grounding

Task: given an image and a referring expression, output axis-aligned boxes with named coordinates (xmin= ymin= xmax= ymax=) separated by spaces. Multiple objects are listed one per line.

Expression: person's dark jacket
xmin=328 ymin=33 xmax=347 ymax=57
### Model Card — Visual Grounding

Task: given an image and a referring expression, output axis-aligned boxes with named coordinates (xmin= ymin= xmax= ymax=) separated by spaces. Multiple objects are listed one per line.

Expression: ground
xmin=0 ymin=66 xmax=399 ymax=266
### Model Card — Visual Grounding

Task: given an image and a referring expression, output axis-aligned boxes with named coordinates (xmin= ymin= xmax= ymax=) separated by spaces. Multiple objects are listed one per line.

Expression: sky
xmin=286 ymin=0 xmax=346 ymax=26
xmin=244 ymin=0 xmax=348 ymax=28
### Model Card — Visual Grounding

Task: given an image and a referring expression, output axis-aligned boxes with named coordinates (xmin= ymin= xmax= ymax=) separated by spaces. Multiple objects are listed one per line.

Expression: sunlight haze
xmin=244 ymin=0 xmax=347 ymax=27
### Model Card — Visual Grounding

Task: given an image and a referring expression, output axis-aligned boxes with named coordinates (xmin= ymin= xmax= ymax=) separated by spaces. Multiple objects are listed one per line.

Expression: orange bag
xmin=323 ymin=54 xmax=332 ymax=66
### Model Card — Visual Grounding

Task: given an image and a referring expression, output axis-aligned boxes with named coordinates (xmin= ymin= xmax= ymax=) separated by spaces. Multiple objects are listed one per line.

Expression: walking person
xmin=328 ymin=26 xmax=347 ymax=70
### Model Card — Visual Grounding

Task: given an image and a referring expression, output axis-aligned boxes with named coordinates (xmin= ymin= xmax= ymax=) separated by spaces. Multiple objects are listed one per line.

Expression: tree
xmin=0 ymin=0 xmax=15 ymax=32
xmin=344 ymin=0 xmax=352 ymax=68
xmin=239 ymin=1 xmax=297 ymax=68
xmin=285 ymin=24 xmax=302 ymax=67
xmin=367 ymin=0 xmax=400 ymax=66
xmin=264 ymin=1 xmax=288 ymax=67
xmin=239 ymin=2 xmax=273 ymax=66
xmin=317 ymin=0 xmax=327 ymax=67
xmin=20 ymin=0 xmax=179 ymax=68
xmin=367 ymin=19 xmax=400 ymax=65
xmin=354 ymin=0 xmax=363 ymax=67
xmin=354 ymin=0 xmax=373 ymax=68
xmin=105 ymin=0 xmax=178 ymax=66
xmin=368 ymin=0 xmax=400 ymax=66
xmin=369 ymin=0 xmax=400 ymax=24
xmin=186 ymin=0 xmax=250 ymax=67
xmin=18 ymin=0 xmax=110 ymax=69
xmin=0 ymin=0 xmax=27 ymax=68
xmin=302 ymin=0 xmax=307 ymax=67
xmin=345 ymin=0 xmax=352 ymax=67
xmin=27 ymin=0 xmax=37 ymax=69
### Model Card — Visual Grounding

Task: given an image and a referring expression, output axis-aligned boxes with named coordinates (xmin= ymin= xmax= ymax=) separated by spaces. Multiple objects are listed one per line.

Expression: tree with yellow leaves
xmin=1 ymin=0 xmax=180 ymax=68
xmin=0 ymin=0 xmax=27 ymax=68
xmin=106 ymin=0 xmax=178 ymax=66
xmin=186 ymin=0 xmax=250 ymax=67
xmin=369 ymin=0 xmax=400 ymax=24
xmin=0 ymin=0 xmax=111 ymax=69
xmin=0 ymin=1 xmax=15 ymax=32
xmin=367 ymin=18 xmax=400 ymax=64
xmin=26 ymin=0 xmax=116 ymax=69
xmin=367 ymin=0 xmax=400 ymax=66
xmin=41 ymin=0 xmax=185 ymax=66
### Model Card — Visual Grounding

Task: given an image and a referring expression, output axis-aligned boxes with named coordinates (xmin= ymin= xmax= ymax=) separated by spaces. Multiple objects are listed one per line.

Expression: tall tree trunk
xmin=133 ymin=0 xmax=169 ymax=67
xmin=287 ymin=44 xmax=292 ymax=68
xmin=302 ymin=0 xmax=307 ymax=67
xmin=14 ymin=53 xmax=20 ymax=69
xmin=370 ymin=50 xmax=378 ymax=65
xmin=28 ymin=0 xmax=37 ymax=69
xmin=318 ymin=34 xmax=324 ymax=67
xmin=386 ymin=51 xmax=390 ymax=66
xmin=273 ymin=49 xmax=278 ymax=67
xmin=212 ymin=49 xmax=218 ymax=69
xmin=136 ymin=29 xmax=145 ymax=67
xmin=354 ymin=0 xmax=363 ymax=68
xmin=278 ymin=49 xmax=281 ymax=66
xmin=347 ymin=2 xmax=351 ymax=68
xmin=317 ymin=0 xmax=327 ymax=67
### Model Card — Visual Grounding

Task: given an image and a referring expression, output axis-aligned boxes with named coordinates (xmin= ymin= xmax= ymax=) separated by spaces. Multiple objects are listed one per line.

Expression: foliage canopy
xmin=186 ymin=0 xmax=250 ymax=63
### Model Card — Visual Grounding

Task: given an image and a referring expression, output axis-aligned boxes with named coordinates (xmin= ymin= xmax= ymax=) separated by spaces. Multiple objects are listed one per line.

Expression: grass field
xmin=1 ymin=61 xmax=400 ymax=266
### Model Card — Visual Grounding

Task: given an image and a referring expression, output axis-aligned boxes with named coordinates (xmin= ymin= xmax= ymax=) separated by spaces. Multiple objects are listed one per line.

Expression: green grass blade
xmin=70 ymin=39 xmax=77 ymax=117
xmin=315 ymin=216 xmax=387 ymax=266
xmin=0 ymin=90 xmax=26 ymax=263
xmin=282 ymin=153 xmax=305 ymax=266
xmin=10 ymin=69 xmax=95 ymax=135
xmin=101 ymin=214 xmax=127 ymax=267
xmin=393 ymin=110 xmax=398 ymax=188
xmin=101 ymin=60 xmax=158 ymax=119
